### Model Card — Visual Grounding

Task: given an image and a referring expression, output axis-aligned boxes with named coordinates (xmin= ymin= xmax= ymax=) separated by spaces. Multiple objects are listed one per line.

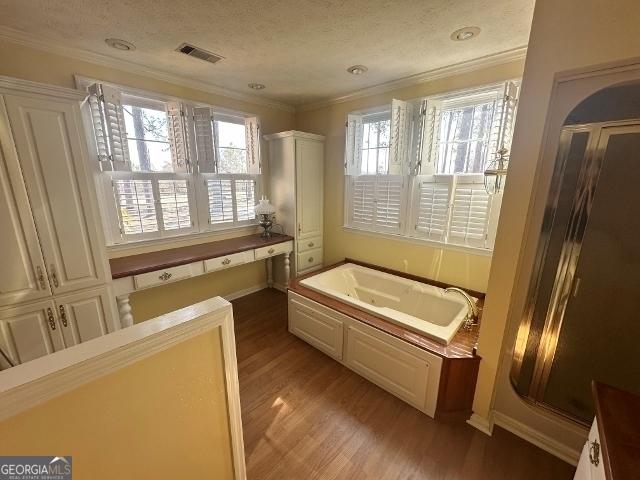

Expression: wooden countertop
xmin=592 ymin=381 xmax=640 ymax=480
xmin=109 ymin=233 xmax=294 ymax=279
xmin=289 ymin=260 xmax=482 ymax=360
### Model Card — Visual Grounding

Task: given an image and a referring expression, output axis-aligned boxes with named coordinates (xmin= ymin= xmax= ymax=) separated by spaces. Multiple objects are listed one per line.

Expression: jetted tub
xmin=299 ymin=263 xmax=475 ymax=345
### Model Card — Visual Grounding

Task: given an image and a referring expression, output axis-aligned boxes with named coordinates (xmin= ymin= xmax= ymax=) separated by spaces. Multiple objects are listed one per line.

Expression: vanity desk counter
xmin=110 ymin=233 xmax=294 ymax=327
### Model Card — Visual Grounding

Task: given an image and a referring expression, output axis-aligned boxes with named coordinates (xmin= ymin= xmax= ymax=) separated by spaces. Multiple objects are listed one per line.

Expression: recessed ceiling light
xmin=105 ymin=38 xmax=136 ymax=51
xmin=347 ymin=65 xmax=368 ymax=75
xmin=248 ymin=83 xmax=266 ymax=90
xmin=450 ymin=27 xmax=481 ymax=41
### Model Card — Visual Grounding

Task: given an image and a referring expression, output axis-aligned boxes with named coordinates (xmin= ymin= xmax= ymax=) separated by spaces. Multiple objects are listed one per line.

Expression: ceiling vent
xmin=176 ymin=43 xmax=224 ymax=64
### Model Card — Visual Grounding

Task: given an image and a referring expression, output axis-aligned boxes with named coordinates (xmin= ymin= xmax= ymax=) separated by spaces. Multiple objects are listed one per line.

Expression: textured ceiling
xmin=0 ymin=0 xmax=534 ymax=106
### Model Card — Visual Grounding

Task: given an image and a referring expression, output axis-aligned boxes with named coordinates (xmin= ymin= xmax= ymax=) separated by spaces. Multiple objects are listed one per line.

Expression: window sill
xmin=341 ymin=226 xmax=493 ymax=257
xmin=106 ymin=225 xmax=261 ymax=256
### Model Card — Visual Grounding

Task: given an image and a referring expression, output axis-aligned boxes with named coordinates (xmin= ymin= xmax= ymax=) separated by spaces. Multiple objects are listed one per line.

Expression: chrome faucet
xmin=444 ymin=287 xmax=479 ymax=327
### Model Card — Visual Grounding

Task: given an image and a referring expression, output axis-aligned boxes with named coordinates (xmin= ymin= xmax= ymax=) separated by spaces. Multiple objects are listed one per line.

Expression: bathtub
xmin=299 ymin=263 xmax=474 ymax=345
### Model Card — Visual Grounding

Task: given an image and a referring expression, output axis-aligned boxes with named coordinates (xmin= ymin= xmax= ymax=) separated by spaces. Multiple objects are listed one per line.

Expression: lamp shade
xmin=255 ymin=196 xmax=276 ymax=215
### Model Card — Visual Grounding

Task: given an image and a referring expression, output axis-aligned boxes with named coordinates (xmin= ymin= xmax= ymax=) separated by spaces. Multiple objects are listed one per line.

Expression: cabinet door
xmin=0 ymin=300 xmax=63 ymax=367
xmin=0 ymin=98 xmax=51 ymax=306
xmin=295 ymin=139 xmax=323 ymax=239
xmin=56 ymin=288 xmax=116 ymax=347
xmin=4 ymin=95 xmax=107 ymax=295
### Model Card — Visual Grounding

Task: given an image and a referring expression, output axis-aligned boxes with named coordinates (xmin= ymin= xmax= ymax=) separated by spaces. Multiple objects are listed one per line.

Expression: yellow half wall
xmin=0 ymin=329 xmax=234 ymax=479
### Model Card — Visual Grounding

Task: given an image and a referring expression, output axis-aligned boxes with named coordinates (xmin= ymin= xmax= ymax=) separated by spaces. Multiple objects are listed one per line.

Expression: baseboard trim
xmin=467 ymin=412 xmax=494 ymax=436
xmin=223 ymin=283 xmax=268 ymax=301
xmin=272 ymin=282 xmax=288 ymax=293
xmin=492 ymin=411 xmax=580 ymax=466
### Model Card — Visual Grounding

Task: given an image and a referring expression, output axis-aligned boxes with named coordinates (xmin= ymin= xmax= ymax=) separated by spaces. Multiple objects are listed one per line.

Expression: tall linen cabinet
xmin=265 ymin=131 xmax=324 ymax=280
xmin=0 ymin=77 xmax=116 ymax=369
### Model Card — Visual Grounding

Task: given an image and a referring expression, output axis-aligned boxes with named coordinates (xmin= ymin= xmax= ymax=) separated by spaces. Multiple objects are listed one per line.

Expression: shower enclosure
xmin=511 ymin=83 xmax=640 ymax=424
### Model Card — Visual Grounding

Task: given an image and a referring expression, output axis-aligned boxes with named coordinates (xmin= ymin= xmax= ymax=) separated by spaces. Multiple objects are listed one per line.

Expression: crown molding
xmin=0 ymin=26 xmax=294 ymax=113
xmin=296 ymin=46 xmax=528 ymax=112
xmin=0 ymin=74 xmax=87 ymax=100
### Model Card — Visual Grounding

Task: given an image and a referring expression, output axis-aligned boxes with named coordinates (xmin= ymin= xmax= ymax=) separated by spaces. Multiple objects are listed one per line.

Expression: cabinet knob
xmin=308 ymin=242 xmax=314 ymax=248
xmin=222 ymin=258 xmax=231 ymax=265
xmin=589 ymin=439 xmax=600 ymax=466
xmin=46 ymin=308 xmax=56 ymax=330
xmin=58 ymin=305 xmax=68 ymax=328
xmin=158 ymin=271 xmax=172 ymax=281
xmin=308 ymin=257 xmax=314 ymax=263
xmin=268 ymin=248 xmax=275 ymax=255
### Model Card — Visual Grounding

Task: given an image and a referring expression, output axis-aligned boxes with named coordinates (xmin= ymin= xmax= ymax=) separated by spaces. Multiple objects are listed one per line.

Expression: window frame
xmin=343 ymin=79 xmax=519 ymax=256
xmin=76 ymin=75 xmax=262 ymax=248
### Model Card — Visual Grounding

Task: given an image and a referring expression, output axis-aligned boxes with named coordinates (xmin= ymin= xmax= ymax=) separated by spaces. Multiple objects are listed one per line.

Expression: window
xmin=86 ymin=81 xmax=262 ymax=244
xmin=344 ymin=81 xmax=519 ymax=252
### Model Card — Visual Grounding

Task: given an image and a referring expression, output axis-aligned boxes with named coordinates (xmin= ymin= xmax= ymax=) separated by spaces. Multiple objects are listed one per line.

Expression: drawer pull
xmin=308 ymin=242 xmax=314 ymax=248
xmin=308 ymin=257 xmax=314 ymax=263
xmin=268 ymin=248 xmax=275 ymax=254
xmin=158 ymin=271 xmax=173 ymax=281
xmin=589 ymin=439 xmax=600 ymax=466
xmin=221 ymin=258 xmax=231 ymax=266
xmin=46 ymin=307 xmax=56 ymax=330
xmin=36 ymin=266 xmax=46 ymax=290
xmin=50 ymin=264 xmax=59 ymax=288
xmin=58 ymin=305 xmax=68 ymax=328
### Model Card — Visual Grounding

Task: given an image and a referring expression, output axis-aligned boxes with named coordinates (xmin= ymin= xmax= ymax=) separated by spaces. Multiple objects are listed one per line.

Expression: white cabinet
xmin=266 ymin=131 xmax=324 ymax=278
xmin=288 ymin=294 xmax=344 ymax=360
xmin=574 ymin=419 xmax=605 ymax=480
xmin=0 ymin=77 xmax=116 ymax=369
xmin=0 ymin=300 xmax=63 ymax=367
xmin=3 ymin=94 xmax=107 ymax=295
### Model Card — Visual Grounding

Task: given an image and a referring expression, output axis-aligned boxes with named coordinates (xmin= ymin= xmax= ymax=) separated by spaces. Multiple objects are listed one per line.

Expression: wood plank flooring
xmin=232 ymin=289 xmax=575 ymax=480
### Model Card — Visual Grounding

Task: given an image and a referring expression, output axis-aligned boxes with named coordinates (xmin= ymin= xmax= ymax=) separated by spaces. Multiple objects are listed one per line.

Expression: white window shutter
xmin=489 ymin=81 xmax=520 ymax=160
xmin=448 ymin=175 xmax=492 ymax=248
xmin=350 ymin=176 xmax=376 ymax=228
xmin=344 ymin=114 xmax=364 ymax=175
xmin=412 ymin=175 xmax=452 ymax=242
xmin=193 ymin=107 xmax=216 ymax=173
xmin=207 ymin=178 xmax=234 ymax=224
xmin=420 ymin=98 xmax=443 ymax=174
xmin=374 ymin=176 xmax=404 ymax=233
xmin=389 ymin=99 xmax=413 ymax=175
xmin=100 ymin=84 xmax=131 ymax=171
xmin=87 ymin=83 xmax=111 ymax=170
xmin=245 ymin=116 xmax=261 ymax=174
xmin=165 ymin=102 xmax=190 ymax=173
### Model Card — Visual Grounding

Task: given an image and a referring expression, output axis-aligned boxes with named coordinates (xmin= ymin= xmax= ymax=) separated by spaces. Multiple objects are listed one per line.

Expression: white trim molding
xmin=0 ymin=74 xmax=87 ymax=101
xmin=297 ymin=46 xmax=527 ymax=112
xmin=0 ymin=296 xmax=247 ymax=480
xmin=0 ymin=26 xmax=293 ymax=113
xmin=467 ymin=412 xmax=495 ymax=436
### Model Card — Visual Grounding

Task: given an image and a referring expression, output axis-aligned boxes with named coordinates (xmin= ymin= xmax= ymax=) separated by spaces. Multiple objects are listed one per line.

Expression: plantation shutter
xmin=193 ymin=107 xmax=216 ymax=173
xmin=234 ymin=179 xmax=256 ymax=221
xmin=207 ymin=178 xmax=234 ymax=224
xmin=165 ymin=102 xmax=190 ymax=173
xmin=389 ymin=99 xmax=413 ymax=175
xmin=419 ymin=98 xmax=443 ymax=174
xmin=374 ymin=176 xmax=404 ymax=232
xmin=448 ymin=175 xmax=492 ymax=248
xmin=412 ymin=175 xmax=453 ymax=242
xmin=344 ymin=114 xmax=364 ymax=175
xmin=245 ymin=116 xmax=261 ymax=174
xmin=113 ymin=179 xmax=158 ymax=236
xmin=488 ymin=81 xmax=519 ymax=161
xmin=87 ymin=83 xmax=130 ymax=171
xmin=349 ymin=175 xmax=403 ymax=233
xmin=157 ymin=179 xmax=193 ymax=232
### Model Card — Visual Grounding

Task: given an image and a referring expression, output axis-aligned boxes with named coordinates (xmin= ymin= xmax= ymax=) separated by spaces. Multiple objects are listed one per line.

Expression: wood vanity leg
xmin=266 ymin=257 xmax=274 ymax=288
xmin=284 ymin=252 xmax=291 ymax=287
xmin=116 ymin=294 xmax=134 ymax=328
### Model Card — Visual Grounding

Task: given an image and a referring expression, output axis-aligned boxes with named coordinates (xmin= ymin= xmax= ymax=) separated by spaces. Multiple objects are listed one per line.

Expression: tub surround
xmin=288 ymin=260 xmax=482 ymax=419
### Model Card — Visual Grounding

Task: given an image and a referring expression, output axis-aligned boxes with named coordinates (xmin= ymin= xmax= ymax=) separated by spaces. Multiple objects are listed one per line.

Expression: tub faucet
xmin=444 ymin=287 xmax=479 ymax=327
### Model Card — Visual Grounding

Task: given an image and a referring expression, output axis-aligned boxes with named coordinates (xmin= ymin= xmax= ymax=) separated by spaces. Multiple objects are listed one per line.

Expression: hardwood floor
xmin=232 ymin=289 xmax=575 ymax=480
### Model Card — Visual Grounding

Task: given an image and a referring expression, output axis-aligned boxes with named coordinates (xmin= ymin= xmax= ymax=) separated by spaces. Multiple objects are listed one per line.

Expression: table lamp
xmin=255 ymin=196 xmax=276 ymax=238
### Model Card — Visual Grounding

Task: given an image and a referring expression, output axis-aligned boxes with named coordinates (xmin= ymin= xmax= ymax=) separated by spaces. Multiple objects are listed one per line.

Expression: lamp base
xmin=259 ymin=214 xmax=273 ymax=238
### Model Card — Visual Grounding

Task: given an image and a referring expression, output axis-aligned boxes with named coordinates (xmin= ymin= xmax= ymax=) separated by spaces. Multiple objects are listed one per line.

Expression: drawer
xmin=133 ymin=264 xmax=193 ymax=290
xmin=254 ymin=240 xmax=293 ymax=260
xmin=288 ymin=293 xmax=344 ymax=360
xmin=297 ymin=236 xmax=323 ymax=253
xmin=587 ymin=419 xmax=605 ymax=480
xmin=297 ymin=248 xmax=322 ymax=271
xmin=204 ymin=250 xmax=254 ymax=273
